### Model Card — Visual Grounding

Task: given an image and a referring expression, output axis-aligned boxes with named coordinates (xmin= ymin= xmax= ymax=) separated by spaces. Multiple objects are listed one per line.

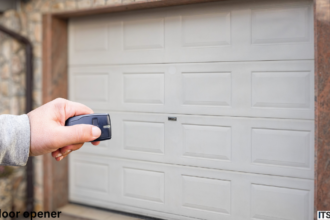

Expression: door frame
xmin=42 ymin=0 xmax=330 ymax=218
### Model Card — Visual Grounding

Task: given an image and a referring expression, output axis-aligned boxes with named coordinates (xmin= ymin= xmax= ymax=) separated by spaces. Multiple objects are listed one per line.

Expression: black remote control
xmin=65 ymin=113 xmax=111 ymax=141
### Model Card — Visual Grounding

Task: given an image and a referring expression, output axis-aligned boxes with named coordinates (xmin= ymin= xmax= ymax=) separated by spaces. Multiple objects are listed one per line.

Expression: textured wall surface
xmin=0 ymin=10 xmax=27 ymax=214
xmin=0 ymin=0 xmax=161 ymax=212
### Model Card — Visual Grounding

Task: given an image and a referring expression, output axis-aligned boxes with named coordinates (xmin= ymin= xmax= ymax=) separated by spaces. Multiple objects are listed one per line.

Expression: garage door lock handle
xmin=168 ymin=117 xmax=177 ymax=121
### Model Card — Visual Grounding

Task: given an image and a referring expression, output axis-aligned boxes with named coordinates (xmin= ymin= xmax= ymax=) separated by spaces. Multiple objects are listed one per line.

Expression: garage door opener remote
xmin=65 ymin=113 xmax=111 ymax=141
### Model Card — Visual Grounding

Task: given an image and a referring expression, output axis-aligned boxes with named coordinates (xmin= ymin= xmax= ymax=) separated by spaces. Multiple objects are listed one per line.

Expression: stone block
xmin=40 ymin=0 xmax=51 ymax=12
xmin=32 ymin=23 xmax=42 ymax=43
xmin=34 ymin=185 xmax=44 ymax=205
xmin=0 ymin=178 xmax=12 ymax=215
xmin=65 ymin=0 xmax=77 ymax=10
xmin=33 ymin=0 xmax=44 ymax=11
xmin=77 ymin=0 xmax=93 ymax=9
xmin=33 ymin=43 xmax=41 ymax=58
xmin=93 ymin=0 xmax=106 ymax=7
xmin=3 ymin=10 xmax=17 ymax=18
xmin=0 ymin=109 xmax=10 ymax=114
xmin=0 ymin=55 xmax=4 ymax=65
xmin=10 ymin=97 xmax=19 ymax=115
xmin=1 ymin=81 xmax=9 ymax=97
xmin=1 ymin=64 xmax=10 ymax=79
xmin=22 ymin=1 xmax=34 ymax=13
xmin=19 ymin=97 xmax=25 ymax=114
xmin=34 ymin=203 xmax=43 ymax=213
xmin=122 ymin=0 xmax=134 ymax=4
xmin=33 ymin=156 xmax=43 ymax=186
xmin=33 ymin=90 xmax=42 ymax=108
xmin=51 ymin=2 xmax=65 ymax=11
xmin=28 ymin=12 xmax=41 ymax=23
xmin=11 ymin=55 xmax=23 ymax=75
xmin=2 ymin=40 xmax=11 ymax=61
xmin=106 ymin=0 xmax=122 ymax=5
xmin=11 ymin=40 xmax=21 ymax=53
xmin=4 ymin=11 xmax=22 ymax=32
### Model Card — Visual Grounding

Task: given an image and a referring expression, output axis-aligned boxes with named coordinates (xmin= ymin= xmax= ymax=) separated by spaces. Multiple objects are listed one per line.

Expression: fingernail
xmin=92 ymin=126 xmax=101 ymax=137
xmin=58 ymin=156 xmax=64 ymax=161
xmin=55 ymin=153 xmax=62 ymax=158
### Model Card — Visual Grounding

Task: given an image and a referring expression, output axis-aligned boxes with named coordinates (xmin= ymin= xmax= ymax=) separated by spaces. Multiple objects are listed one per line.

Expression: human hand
xmin=27 ymin=98 xmax=101 ymax=161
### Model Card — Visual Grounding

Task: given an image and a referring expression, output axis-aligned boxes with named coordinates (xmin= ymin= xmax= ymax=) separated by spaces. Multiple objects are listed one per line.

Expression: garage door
xmin=68 ymin=0 xmax=314 ymax=219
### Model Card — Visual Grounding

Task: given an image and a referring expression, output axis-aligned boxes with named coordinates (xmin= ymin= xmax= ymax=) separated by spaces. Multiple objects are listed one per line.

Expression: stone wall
xmin=0 ymin=10 xmax=27 ymax=214
xmin=0 ymin=0 xmax=160 ymax=212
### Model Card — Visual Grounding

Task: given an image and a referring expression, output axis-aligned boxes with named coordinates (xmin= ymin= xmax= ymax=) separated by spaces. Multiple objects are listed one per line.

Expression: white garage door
xmin=68 ymin=0 xmax=315 ymax=219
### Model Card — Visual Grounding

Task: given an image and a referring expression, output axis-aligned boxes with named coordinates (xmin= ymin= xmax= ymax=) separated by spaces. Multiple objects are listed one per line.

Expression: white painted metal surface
xmin=68 ymin=0 xmax=315 ymax=219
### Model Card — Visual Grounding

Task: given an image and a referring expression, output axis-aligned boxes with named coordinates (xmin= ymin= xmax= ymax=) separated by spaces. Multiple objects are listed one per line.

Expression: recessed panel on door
xmin=181 ymin=12 xmax=231 ymax=47
xmin=252 ymin=71 xmax=310 ymax=108
xmin=123 ymin=18 xmax=164 ymax=50
xmin=72 ymin=73 xmax=108 ymax=103
xmin=182 ymin=175 xmax=231 ymax=214
xmin=251 ymin=184 xmax=310 ymax=220
xmin=251 ymin=6 xmax=309 ymax=44
xmin=124 ymin=120 xmax=165 ymax=154
xmin=181 ymin=72 xmax=231 ymax=106
xmin=123 ymin=73 xmax=165 ymax=104
xmin=252 ymin=128 xmax=310 ymax=168
xmin=123 ymin=168 xmax=165 ymax=203
xmin=182 ymin=124 xmax=231 ymax=161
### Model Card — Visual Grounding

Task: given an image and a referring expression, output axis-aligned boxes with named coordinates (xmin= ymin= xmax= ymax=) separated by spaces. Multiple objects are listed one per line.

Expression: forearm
xmin=0 ymin=114 xmax=30 ymax=166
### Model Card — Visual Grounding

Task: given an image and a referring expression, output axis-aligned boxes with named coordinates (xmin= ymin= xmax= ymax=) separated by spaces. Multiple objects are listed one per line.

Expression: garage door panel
xmin=251 ymin=184 xmax=310 ymax=220
xmin=69 ymin=159 xmax=113 ymax=202
xmin=69 ymin=65 xmax=170 ymax=113
xmin=116 ymin=161 xmax=170 ymax=213
xmin=251 ymin=6 xmax=310 ymax=44
xmin=181 ymin=72 xmax=232 ymax=106
xmin=251 ymin=71 xmax=310 ymax=109
xmin=175 ymin=114 xmax=314 ymax=179
xmin=123 ymin=18 xmax=165 ymax=50
xmin=70 ymin=155 xmax=314 ymax=220
xmin=71 ymin=73 xmax=109 ymax=103
xmin=123 ymin=73 xmax=165 ymax=104
xmin=123 ymin=167 xmax=165 ymax=204
xmin=78 ymin=112 xmax=313 ymax=179
xmin=175 ymin=61 xmax=314 ymax=119
xmin=181 ymin=12 xmax=231 ymax=47
xmin=69 ymin=0 xmax=313 ymax=66
xmin=73 ymin=24 xmax=108 ymax=52
xmin=123 ymin=120 xmax=165 ymax=154
xmin=181 ymin=175 xmax=231 ymax=215
xmin=251 ymin=128 xmax=311 ymax=168
xmin=182 ymin=124 xmax=231 ymax=161
xmin=69 ymin=60 xmax=314 ymax=119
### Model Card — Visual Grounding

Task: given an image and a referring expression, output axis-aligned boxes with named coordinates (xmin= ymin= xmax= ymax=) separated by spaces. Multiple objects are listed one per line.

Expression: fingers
xmin=64 ymin=99 xmax=94 ymax=119
xmin=52 ymin=150 xmax=62 ymax=158
xmin=52 ymin=149 xmax=65 ymax=161
xmin=52 ymin=98 xmax=94 ymax=120
xmin=92 ymin=141 xmax=100 ymax=146
xmin=60 ymin=143 xmax=84 ymax=155
xmin=55 ymin=155 xmax=64 ymax=161
xmin=55 ymin=124 xmax=101 ymax=147
xmin=52 ymin=143 xmax=84 ymax=161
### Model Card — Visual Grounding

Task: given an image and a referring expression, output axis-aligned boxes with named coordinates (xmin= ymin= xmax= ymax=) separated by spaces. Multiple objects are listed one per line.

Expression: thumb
xmin=56 ymin=124 xmax=101 ymax=147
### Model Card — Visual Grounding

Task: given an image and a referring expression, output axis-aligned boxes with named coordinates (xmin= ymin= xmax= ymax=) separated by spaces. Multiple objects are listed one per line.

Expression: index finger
xmin=64 ymin=100 xmax=94 ymax=119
